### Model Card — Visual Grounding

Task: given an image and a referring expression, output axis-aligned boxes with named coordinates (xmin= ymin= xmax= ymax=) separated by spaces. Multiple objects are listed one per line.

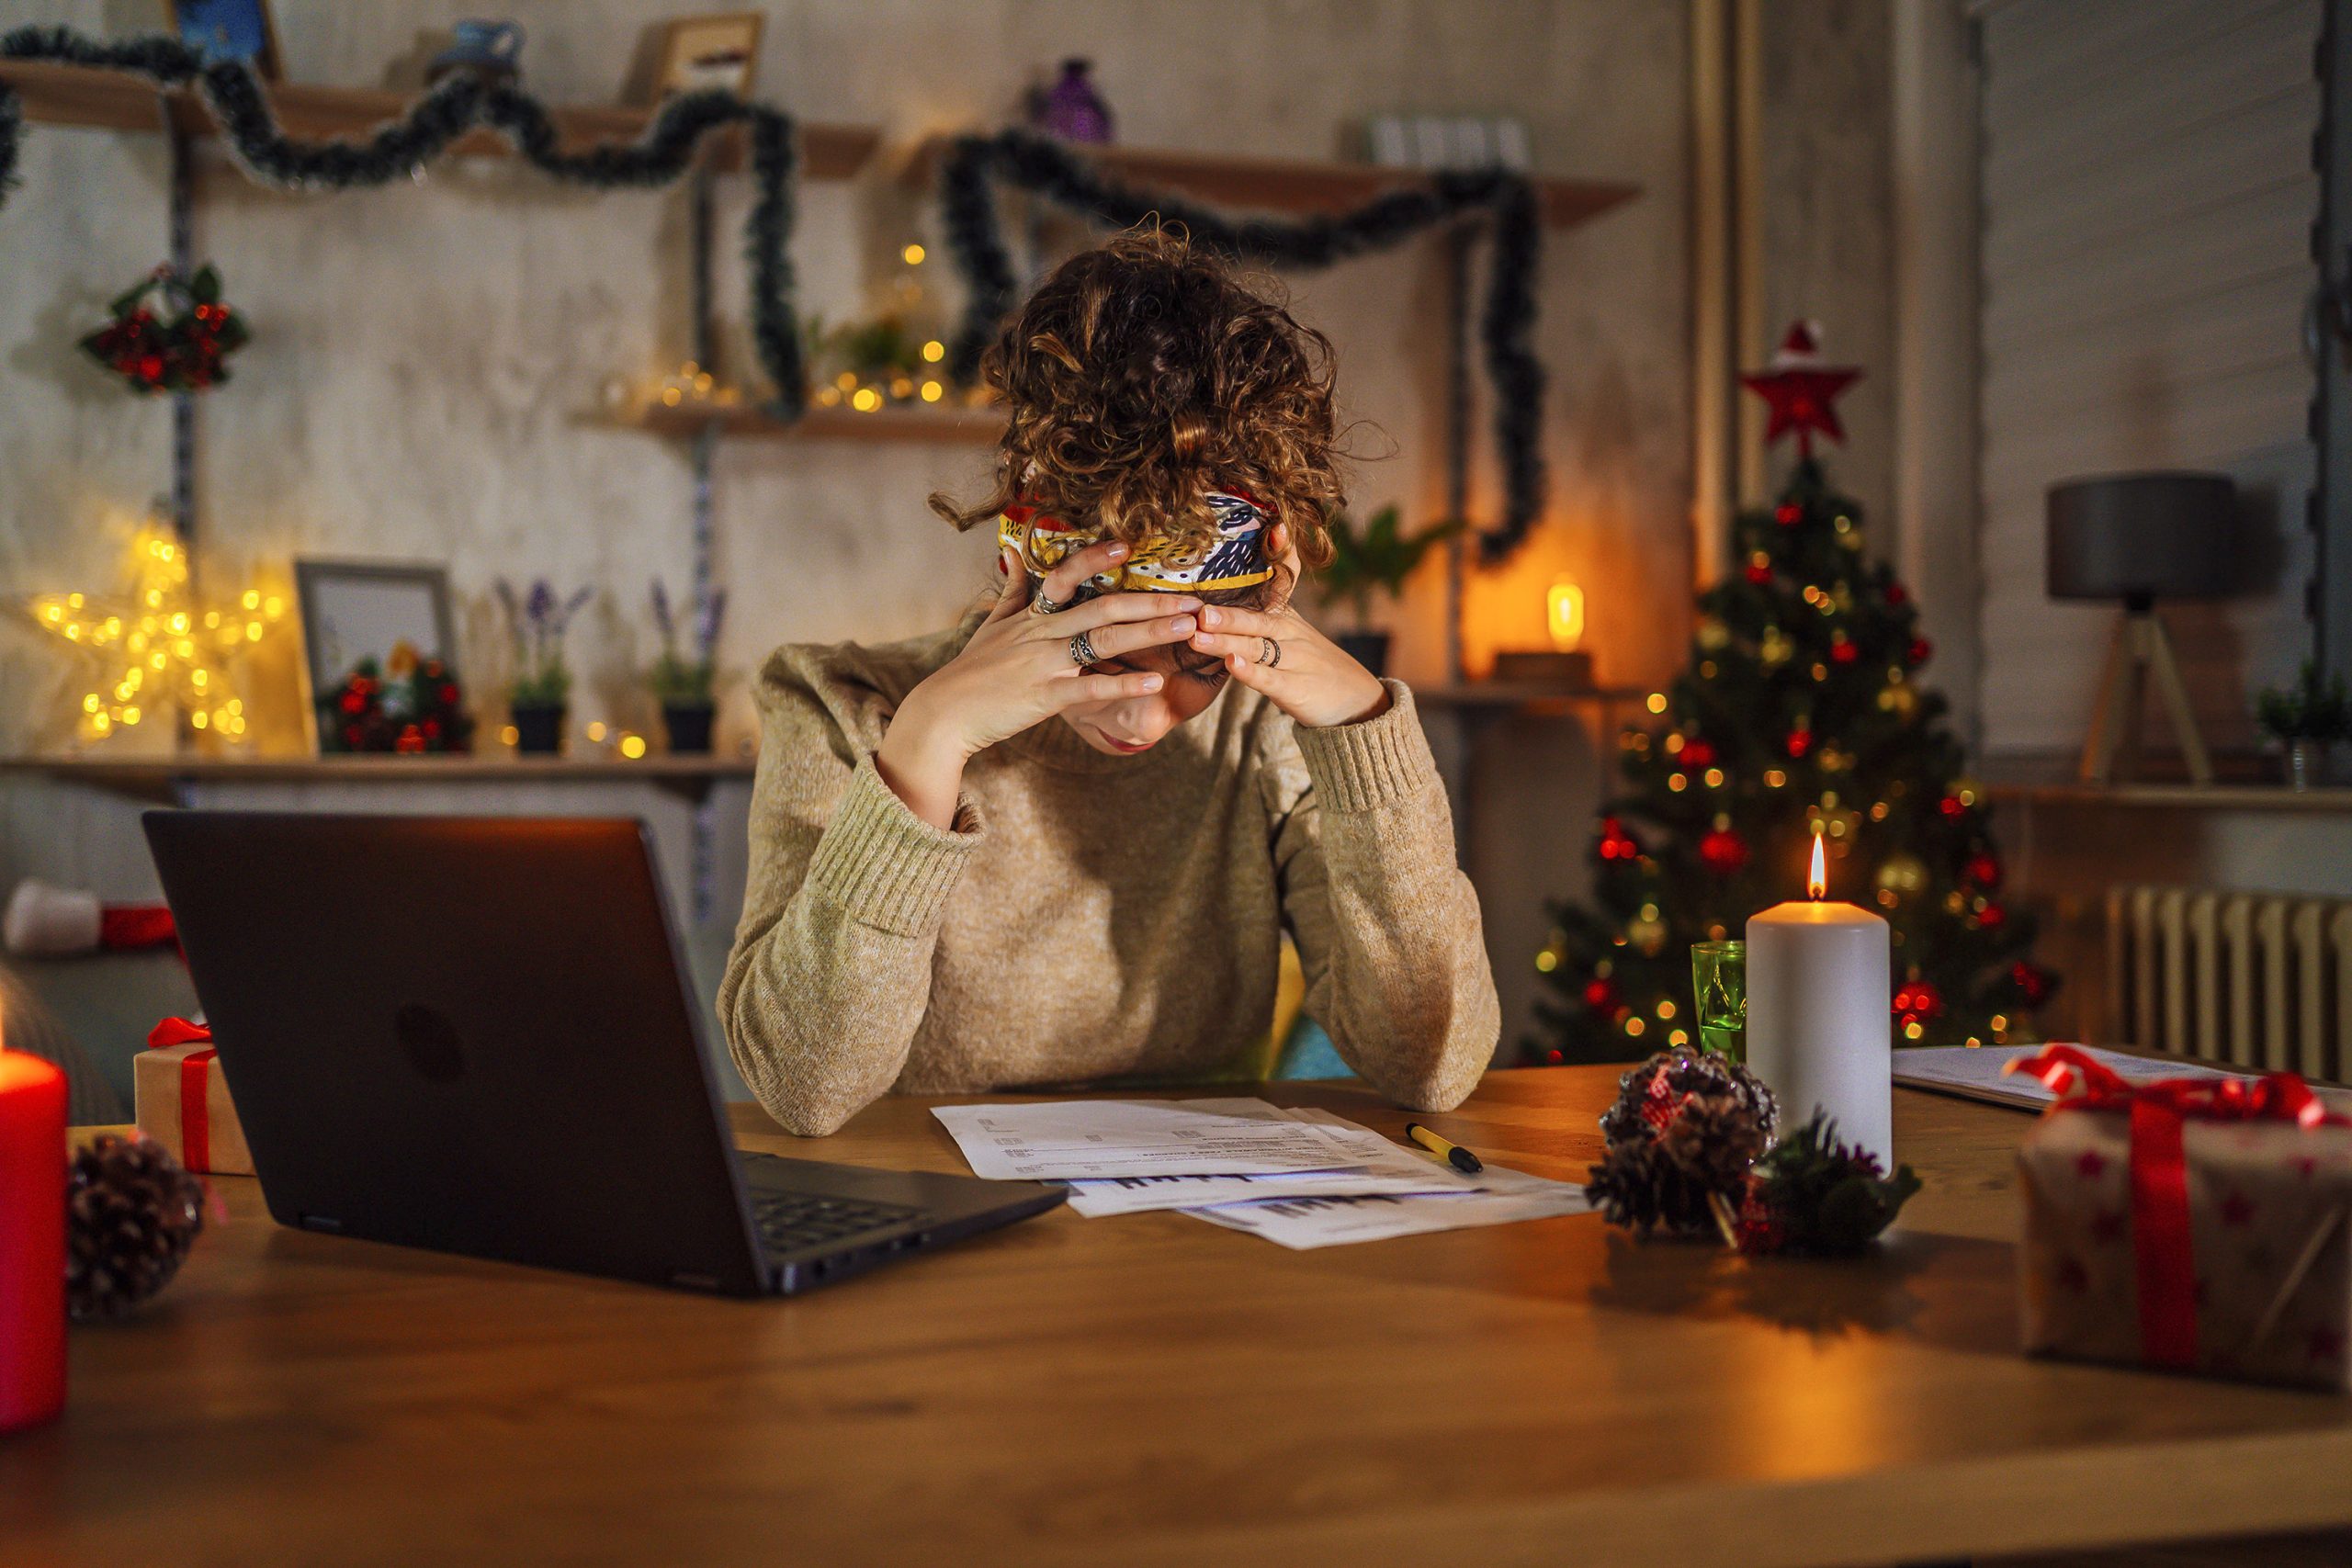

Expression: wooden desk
xmin=12 ymin=1070 xmax=2352 ymax=1566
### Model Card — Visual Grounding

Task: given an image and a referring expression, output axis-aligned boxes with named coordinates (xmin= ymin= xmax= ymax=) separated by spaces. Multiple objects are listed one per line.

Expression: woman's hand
xmin=1185 ymin=522 xmax=1390 ymax=728
xmin=876 ymin=540 xmax=1201 ymax=827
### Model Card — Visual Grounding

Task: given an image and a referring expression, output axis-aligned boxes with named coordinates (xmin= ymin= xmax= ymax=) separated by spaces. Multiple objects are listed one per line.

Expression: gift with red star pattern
xmin=2014 ymin=1045 xmax=2352 ymax=1392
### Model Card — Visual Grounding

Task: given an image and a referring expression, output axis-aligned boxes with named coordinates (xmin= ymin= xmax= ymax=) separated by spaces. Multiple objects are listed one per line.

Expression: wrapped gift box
xmin=2017 ymin=1048 xmax=2352 ymax=1393
xmin=133 ymin=1021 xmax=252 ymax=1176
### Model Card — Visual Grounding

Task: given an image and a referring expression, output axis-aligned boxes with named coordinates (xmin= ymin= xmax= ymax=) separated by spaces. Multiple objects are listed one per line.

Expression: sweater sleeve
xmin=718 ymin=655 xmax=981 ymax=1135
xmin=1266 ymin=681 xmax=1499 ymax=1110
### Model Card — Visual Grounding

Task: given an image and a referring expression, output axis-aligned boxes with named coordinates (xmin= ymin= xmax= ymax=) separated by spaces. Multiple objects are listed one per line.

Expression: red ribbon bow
xmin=145 ymin=1017 xmax=217 ymax=1171
xmin=2006 ymin=1044 xmax=2346 ymax=1369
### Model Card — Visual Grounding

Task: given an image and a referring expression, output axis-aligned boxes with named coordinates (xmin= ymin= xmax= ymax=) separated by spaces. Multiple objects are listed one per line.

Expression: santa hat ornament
xmin=3 ymin=880 xmax=177 ymax=958
xmin=1741 ymin=320 xmax=1861 ymax=459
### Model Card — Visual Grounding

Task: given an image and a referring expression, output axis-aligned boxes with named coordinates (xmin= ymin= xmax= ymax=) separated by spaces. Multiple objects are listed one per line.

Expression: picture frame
xmin=291 ymin=558 xmax=458 ymax=754
xmin=653 ymin=13 xmax=765 ymax=99
xmin=164 ymin=0 xmax=282 ymax=81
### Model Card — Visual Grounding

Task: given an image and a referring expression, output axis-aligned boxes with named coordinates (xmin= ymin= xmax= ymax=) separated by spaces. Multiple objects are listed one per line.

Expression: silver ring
xmin=1069 ymin=629 xmax=1099 ymax=666
xmin=1030 ymin=588 xmax=1066 ymax=615
xmin=1257 ymin=637 xmax=1282 ymax=668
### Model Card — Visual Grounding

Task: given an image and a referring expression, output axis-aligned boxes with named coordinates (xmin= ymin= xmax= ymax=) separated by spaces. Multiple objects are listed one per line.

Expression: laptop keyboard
xmin=751 ymin=1191 xmax=927 ymax=1255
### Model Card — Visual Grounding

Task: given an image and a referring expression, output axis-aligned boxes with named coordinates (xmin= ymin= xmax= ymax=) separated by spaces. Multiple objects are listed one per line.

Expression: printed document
xmin=931 ymin=1099 xmax=1366 ymax=1180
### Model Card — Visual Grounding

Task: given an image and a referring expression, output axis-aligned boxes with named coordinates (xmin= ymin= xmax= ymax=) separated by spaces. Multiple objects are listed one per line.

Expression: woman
xmin=720 ymin=227 xmax=1498 ymax=1136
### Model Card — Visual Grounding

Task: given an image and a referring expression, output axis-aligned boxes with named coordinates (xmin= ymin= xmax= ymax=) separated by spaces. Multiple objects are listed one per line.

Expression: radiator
xmin=2106 ymin=886 xmax=2352 ymax=1084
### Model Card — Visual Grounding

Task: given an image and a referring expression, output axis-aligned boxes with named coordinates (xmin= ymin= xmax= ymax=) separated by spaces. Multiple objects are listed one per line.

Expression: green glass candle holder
xmin=1690 ymin=940 xmax=1747 ymax=1063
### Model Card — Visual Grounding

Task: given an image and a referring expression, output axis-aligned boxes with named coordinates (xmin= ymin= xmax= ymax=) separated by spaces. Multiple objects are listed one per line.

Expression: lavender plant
xmin=495 ymin=578 xmax=594 ymax=708
xmin=650 ymin=579 xmax=726 ymax=706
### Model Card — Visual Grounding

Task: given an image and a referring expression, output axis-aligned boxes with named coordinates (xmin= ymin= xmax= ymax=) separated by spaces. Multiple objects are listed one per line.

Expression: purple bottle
xmin=1035 ymin=58 xmax=1114 ymax=144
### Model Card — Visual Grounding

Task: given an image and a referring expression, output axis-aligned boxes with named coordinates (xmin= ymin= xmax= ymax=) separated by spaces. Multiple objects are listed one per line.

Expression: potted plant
xmin=650 ymin=579 xmax=726 ymax=755
xmin=496 ymin=579 xmax=592 ymax=755
xmin=1314 ymin=505 xmax=1461 ymax=676
xmin=2256 ymin=660 xmax=2349 ymax=789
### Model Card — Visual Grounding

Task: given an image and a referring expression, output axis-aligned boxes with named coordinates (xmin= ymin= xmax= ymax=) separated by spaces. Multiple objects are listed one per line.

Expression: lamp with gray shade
xmin=2046 ymin=470 xmax=2237 ymax=786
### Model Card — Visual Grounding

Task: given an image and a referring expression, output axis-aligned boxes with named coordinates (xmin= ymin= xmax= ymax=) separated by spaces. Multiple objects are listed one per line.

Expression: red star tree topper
xmin=1740 ymin=320 xmax=1860 ymax=458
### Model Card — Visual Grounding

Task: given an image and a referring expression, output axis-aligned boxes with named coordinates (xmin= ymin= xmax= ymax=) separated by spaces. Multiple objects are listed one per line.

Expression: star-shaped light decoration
xmin=28 ymin=523 xmax=287 ymax=743
xmin=1741 ymin=320 xmax=1861 ymax=457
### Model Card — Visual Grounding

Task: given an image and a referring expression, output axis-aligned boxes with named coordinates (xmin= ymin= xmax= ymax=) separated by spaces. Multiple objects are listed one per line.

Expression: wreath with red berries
xmin=79 ymin=264 xmax=250 ymax=395
xmin=319 ymin=654 xmax=474 ymax=754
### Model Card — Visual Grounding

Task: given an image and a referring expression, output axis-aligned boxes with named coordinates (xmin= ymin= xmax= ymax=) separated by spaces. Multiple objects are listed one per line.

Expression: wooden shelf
xmin=1985 ymin=780 xmax=2352 ymax=815
xmin=0 ymin=61 xmax=880 ymax=178
xmin=629 ymin=401 xmax=1003 ymax=444
xmin=1417 ymin=682 xmax=1648 ymax=709
xmin=904 ymin=135 xmax=1640 ymax=229
xmin=0 ymin=752 xmax=754 ymax=803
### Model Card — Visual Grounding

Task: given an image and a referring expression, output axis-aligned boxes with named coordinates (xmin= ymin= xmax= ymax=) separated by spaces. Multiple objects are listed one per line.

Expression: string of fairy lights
xmin=628 ymin=242 xmax=974 ymax=421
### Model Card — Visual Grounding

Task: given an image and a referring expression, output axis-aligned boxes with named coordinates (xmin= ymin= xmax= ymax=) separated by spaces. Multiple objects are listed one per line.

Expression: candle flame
xmin=1807 ymin=830 xmax=1826 ymax=900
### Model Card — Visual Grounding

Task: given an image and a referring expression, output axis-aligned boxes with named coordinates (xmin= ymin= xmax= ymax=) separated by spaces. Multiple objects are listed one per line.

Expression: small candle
xmin=0 ymin=1009 xmax=67 ymax=1435
xmin=1745 ymin=833 xmax=1893 ymax=1164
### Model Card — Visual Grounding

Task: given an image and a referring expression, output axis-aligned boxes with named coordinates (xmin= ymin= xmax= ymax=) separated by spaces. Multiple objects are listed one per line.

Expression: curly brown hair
xmin=931 ymin=224 xmax=1342 ymax=596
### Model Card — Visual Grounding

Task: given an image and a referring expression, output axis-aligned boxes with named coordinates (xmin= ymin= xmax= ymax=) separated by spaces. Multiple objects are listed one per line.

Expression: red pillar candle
xmin=0 ymin=1013 xmax=68 ymax=1434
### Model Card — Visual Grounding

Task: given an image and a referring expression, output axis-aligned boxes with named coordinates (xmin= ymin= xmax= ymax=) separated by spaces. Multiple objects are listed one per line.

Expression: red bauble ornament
xmin=1974 ymin=901 xmax=2007 ymax=931
xmin=1740 ymin=321 xmax=1862 ymax=457
xmin=1596 ymin=816 xmax=1642 ymax=863
xmin=1582 ymin=976 xmax=1622 ymax=1013
xmin=1785 ymin=728 xmax=1814 ymax=760
xmin=2012 ymin=960 xmax=2052 ymax=1007
xmin=1893 ymin=980 xmax=1944 ymax=1022
xmin=1745 ymin=561 xmax=1773 ymax=586
xmin=1963 ymin=852 xmax=2002 ymax=890
xmin=1907 ymin=637 xmax=1933 ymax=666
xmin=1829 ymin=638 xmax=1860 ymax=665
xmin=1678 ymin=739 xmax=1717 ymax=770
xmin=1885 ymin=582 xmax=1908 ymax=606
xmin=1938 ymin=794 xmax=1967 ymax=819
xmin=1699 ymin=827 xmax=1750 ymax=876
xmin=1774 ymin=502 xmax=1804 ymax=526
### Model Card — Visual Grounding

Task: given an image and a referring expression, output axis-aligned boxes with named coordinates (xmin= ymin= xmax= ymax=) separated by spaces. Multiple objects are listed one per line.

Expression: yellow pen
xmin=1404 ymin=1122 xmax=1484 ymax=1175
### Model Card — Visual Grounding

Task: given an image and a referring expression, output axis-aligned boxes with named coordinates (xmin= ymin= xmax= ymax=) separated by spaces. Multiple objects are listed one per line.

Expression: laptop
xmin=142 ymin=810 xmax=1064 ymax=1296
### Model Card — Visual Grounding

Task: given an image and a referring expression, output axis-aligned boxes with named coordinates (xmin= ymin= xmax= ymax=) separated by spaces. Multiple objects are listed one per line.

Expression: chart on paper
xmin=931 ymin=1100 xmax=1368 ymax=1180
xmin=1191 ymin=1168 xmax=1595 ymax=1249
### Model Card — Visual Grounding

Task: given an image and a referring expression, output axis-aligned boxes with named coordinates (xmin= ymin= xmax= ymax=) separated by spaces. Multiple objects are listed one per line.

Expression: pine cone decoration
xmin=1585 ymin=1050 xmax=1778 ymax=1238
xmin=67 ymin=1134 xmax=204 ymax=1323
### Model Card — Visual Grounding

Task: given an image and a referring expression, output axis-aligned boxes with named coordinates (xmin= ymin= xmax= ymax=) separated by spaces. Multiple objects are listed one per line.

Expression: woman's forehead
xmin=1117 ymin=639 xmax=1227 ymax=679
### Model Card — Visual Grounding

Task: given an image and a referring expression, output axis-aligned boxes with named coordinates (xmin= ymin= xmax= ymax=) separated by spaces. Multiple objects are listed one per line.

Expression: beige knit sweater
xmin=718 ymin=612 xmax=1499 ymax=1136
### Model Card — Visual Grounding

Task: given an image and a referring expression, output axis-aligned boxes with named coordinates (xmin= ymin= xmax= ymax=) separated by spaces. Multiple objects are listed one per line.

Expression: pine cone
xmin=1586 ymin=1049 xmax=1778 ymax=1238
xmin=67 ymin=1134 xmax=204 ymax=1323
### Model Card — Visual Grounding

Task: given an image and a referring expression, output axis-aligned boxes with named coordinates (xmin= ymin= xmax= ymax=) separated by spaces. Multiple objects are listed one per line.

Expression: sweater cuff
xmin=1294 ymin=679 xmax=1441 ymax=813
xmin=805 ymin=756 xmax=981 ymax=936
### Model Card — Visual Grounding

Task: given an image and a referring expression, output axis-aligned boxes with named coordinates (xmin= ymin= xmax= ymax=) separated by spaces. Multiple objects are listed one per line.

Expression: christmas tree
xmin=1531 ymin=323 xmax=2056 ymax=1065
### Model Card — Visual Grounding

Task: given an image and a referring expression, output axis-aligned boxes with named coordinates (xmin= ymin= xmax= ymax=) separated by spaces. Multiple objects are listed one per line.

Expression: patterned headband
xmin=997 ymin=491 xmax=1274 ymax=596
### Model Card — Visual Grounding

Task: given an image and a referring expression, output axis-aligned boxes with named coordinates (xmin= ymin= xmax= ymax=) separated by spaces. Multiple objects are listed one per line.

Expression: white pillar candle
xmin=1744 ymin=834 xmax=1894 ymax=1164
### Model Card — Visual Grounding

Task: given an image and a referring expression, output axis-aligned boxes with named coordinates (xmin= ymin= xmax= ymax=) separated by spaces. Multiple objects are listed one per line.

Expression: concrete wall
xmin=2 ymin=0 xmax=1710 ymax=1063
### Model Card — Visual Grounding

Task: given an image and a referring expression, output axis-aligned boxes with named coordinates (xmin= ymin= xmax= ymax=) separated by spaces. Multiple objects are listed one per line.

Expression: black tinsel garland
xmin=0 ymin=27 xmax=805 ymax=417
xmin=936 ymin=129 xmax=1548 ymax=564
